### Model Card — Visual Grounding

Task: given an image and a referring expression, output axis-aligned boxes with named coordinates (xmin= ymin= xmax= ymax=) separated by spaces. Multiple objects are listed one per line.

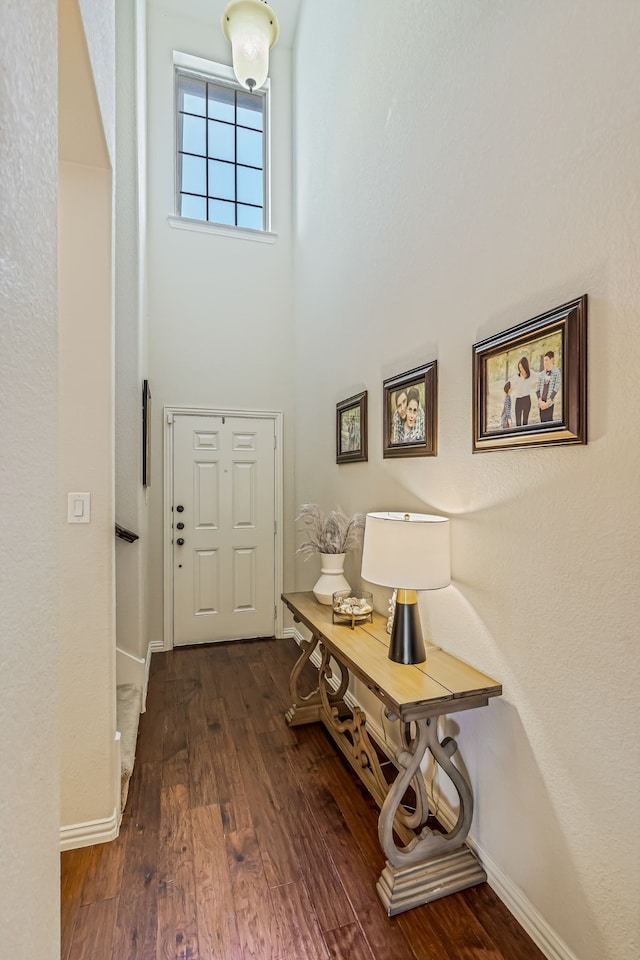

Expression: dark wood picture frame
xmin=336 ymin=390 xmax=368 ymax=464
xmin=383 ymin=361 xmax=438 ymax=459
xmin=142 ymin=379 xmax=151 ymax=485
xmin=472 ymin=295 xmax=587 ymax=452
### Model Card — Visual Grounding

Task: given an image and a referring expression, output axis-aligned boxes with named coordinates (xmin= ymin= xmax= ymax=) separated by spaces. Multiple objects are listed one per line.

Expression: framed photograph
xmin=383 ymin=361 xmax=438 ymax=458
xmin=472 ymin=296 xmax=587 ymax=452
xmin=336 ymin=391 xmax=368 ymax=463
xmin=142 ymin=379 xmax=151 ymax=485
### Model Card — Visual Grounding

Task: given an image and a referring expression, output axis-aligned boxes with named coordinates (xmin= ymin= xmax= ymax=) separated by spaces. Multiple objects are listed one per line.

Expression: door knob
xmin=176 ymin=505 xmax=184 ymax=513
xmin=176 ymin=538 xmax=185 ymax=546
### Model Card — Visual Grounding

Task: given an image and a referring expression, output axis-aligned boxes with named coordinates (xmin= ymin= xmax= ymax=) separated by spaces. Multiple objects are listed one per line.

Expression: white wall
xmin=293 ymin=3 xmax=640 ymax=959
xmin=145 ymin=1 xmax=296 ymax=646
xmin=59 ymin=0 xmax=119 ymax=836
xmin=0 ymin=2 xmax=59 ymax=954
xmin=115 ymin=0 xmax=149 ymax=666
xmin=58 ymin=161 xmax=117 ymax=829
xmin=78 ymin=0 xmax=116 ymax=165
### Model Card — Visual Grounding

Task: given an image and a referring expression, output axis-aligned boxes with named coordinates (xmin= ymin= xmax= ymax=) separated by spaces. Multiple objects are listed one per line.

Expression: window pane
xmin=208 ymin=84 xmax=235 ymax=123
xmin=180 ymin=194 xmax=206 ymax=220
xmin=178 ymin=77 xmax=206 ymax=117
xmin=237 ymin=127 xmax=262 ymax=169
xmin=208 ymin=120 xmax=234 ymax=162
xmin=209 ymin=199 xmax=235 ymax=225
xmin=208 ymin=159 xmax=235 ymax=200
xmin=237 ymin=165 xmax=263 ymax=206
xmin=180 ymin=114 xmax=206 ymax=156
xmin=237 ymin=91 xmax=263 ymax=131
xmin=237 ymin=204 xmax=263 ymax=230
xmin=180 ymin=154 xmax=206 ymax=195
xmin=176 ymin=70 xmax=267 ymax=230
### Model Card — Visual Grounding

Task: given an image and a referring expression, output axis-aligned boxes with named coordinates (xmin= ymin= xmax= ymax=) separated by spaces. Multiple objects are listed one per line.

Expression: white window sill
xmin=167 ymin=215 xmax=277 ymax=244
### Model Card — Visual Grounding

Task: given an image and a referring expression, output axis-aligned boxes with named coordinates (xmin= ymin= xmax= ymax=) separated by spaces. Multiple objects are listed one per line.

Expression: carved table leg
xmin=376 ymin=716 xmax=486 ymax=915
xmin=318 ymin=642 xmax=350 ymax=709
xmin=317 ymin=644 xmax=390 ymax=809
xmin=285 ymin=629 xmax=323 ymax=726
xmin=285 ymin=627 xmax=351 ymax=726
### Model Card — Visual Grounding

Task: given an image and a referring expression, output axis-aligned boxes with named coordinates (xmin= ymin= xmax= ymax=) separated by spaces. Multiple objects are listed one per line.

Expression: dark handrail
xmin=115 ymin=523 xmax=139 ymax=543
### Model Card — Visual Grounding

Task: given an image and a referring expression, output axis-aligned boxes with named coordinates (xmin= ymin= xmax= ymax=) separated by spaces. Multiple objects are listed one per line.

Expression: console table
xmin=281 ymin=591 xmax=502 ymax=916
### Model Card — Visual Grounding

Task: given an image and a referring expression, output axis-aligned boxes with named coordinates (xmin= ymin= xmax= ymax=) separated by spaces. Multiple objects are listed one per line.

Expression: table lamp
xmin=361 ymin=512 xmax=451 ymax=664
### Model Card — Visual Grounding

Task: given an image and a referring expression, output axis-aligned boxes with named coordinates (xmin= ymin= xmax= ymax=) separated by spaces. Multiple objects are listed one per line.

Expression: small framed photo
xmin=383 ymin=361 xmax=438 ymax=458
xmin=472 ymin=296 xmax=587 ymax=452
xmin=336 ymin=391 xmax=368 ymax=464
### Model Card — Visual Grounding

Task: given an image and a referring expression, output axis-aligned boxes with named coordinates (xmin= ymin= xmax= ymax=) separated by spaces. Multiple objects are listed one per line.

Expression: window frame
xmin=172 ymin=51 xmax=273 ymax=238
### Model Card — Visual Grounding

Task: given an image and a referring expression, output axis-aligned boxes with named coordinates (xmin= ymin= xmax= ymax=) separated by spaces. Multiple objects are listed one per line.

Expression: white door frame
xmin=163 ymin=405 xmax=284 ymax=651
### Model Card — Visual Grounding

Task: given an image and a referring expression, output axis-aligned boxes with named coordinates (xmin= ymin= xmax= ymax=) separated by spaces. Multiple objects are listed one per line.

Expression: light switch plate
xmin=67 ymin=492 xmax=91 ymax=523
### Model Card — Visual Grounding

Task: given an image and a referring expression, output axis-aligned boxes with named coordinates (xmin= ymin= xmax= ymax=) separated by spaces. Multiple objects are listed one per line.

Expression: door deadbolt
xmin=176 ymin=522 xmax=184 ymax=529
xmin=176 ymin=505 xmax=184 ymax=513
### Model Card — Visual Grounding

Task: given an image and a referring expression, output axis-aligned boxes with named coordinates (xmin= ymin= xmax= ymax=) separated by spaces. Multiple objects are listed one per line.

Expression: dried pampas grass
xmin=296 ymin=503 xmax=364 ymax=559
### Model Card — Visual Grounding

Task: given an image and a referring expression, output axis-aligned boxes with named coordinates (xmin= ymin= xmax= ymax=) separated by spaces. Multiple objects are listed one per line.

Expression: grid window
xmin=176 ymin=72 xmax=267 ymax=231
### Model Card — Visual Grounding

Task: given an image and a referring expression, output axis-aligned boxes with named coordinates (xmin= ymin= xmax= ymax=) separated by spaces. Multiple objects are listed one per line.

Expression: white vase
xmin=313 ymin=553 xmax=350 ymax=604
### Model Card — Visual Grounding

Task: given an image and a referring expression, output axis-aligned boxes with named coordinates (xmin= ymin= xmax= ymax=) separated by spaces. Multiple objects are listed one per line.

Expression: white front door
xmin=172 ymin=412 xmax=276 ymax=645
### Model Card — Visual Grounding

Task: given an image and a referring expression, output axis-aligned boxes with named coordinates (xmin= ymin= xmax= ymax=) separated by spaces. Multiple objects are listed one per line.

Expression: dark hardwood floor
xmin=61 ymin=637 xmax=546 ymax=960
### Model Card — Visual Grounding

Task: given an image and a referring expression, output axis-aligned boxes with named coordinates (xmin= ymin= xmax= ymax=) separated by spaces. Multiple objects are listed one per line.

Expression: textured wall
xmin=293 ymin=2 xmax=640 ymax=959
xmin=145 ymin=1 xmax=296 ymax=646
xmin=114 ymin=0 xmax=149 ymax=663
xmin=58 ymin=160 xmax=116 ymax=827
xmin=0 ymin=1 xmax=60 ymax=955
xmin=79 ymin=0 xmax=116 ymax=165
xmin=58 ymin=0 xmax=118 ymax=832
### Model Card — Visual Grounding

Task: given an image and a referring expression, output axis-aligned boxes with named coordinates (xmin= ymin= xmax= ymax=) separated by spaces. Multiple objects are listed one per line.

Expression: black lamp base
xmin=389 ymin=590 xmax=426 ymax=664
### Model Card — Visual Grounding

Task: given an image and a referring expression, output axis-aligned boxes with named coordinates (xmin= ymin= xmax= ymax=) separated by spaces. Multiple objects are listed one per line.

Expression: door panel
xmin=194 ymin=549 xmax=218 ymax=613
xmin=233 ymin=460 xmax=256 ymax=527
xmin=233 ymin=547 xmax=256 ymax=611
xmin=195 ymin=461 xmax=219 ymax=527
xmin=173 ymin=413 xmax=275 ymax=645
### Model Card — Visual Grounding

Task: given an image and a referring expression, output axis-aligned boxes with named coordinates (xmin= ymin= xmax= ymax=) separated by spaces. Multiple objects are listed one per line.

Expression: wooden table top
xmin=282 ymin=592 xmax=502 ymax=720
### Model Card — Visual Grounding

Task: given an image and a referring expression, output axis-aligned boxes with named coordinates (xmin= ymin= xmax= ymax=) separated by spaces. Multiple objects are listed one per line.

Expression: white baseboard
xmin=286 ymin=626 xmax=575 ymax=960
xmin=60 ymin=807 xmax=120 ymax=851
xmin=60 ymin=729 xmax=124 ymax=849
xmin=116 ymin=645 xmax=145 ymax=687
xmin=480 ymin=844 xmax=579 ymax=960
xmin=115 ymin=729 xmax=122 ymax=823
xmin=142 ymin=641 xmax=153 ymax=713
xmin=116 ymin=643 xmax=155 ymax=714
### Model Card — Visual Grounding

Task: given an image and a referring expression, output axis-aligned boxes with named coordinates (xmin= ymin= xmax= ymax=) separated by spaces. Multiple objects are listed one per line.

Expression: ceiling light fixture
xmin=221 ymin=0 xmax=279 ymax=93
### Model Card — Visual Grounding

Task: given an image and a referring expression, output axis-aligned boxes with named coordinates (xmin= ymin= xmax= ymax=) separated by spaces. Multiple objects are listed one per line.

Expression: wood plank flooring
xmin=61 ymin=637 xmax=546 ymax=960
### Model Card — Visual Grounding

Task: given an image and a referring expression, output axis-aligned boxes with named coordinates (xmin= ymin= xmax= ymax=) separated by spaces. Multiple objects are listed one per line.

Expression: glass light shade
xmin=222 ymin=0 xmax=279 ymax=92
xmin=361 ymin=512 xmax=451 ymax=590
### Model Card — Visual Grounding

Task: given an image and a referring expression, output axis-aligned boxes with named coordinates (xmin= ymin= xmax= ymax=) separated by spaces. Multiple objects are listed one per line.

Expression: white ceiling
xmin=153 ymin=0 xmax=303 ymax=48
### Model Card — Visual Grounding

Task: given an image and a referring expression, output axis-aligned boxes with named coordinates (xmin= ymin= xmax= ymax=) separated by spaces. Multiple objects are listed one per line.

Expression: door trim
xmin=163 ymin=405 xmax=284 ymax=651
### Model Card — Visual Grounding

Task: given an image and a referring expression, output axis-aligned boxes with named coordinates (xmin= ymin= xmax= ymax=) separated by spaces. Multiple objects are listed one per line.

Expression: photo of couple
xmin=383 ymin=361 xmax=437 ymax=459
xmin=486 ymin=331 xmax=563 ymax=432
xmin=390 ymin=382 xmax=426 ymax=444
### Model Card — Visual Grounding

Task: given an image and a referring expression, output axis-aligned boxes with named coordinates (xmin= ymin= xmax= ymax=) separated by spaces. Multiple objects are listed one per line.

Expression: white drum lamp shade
xmin=361 ymin=512 xmax=451 ymax=663
xmin=222 ymin=0 xmax=279 ymax=92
